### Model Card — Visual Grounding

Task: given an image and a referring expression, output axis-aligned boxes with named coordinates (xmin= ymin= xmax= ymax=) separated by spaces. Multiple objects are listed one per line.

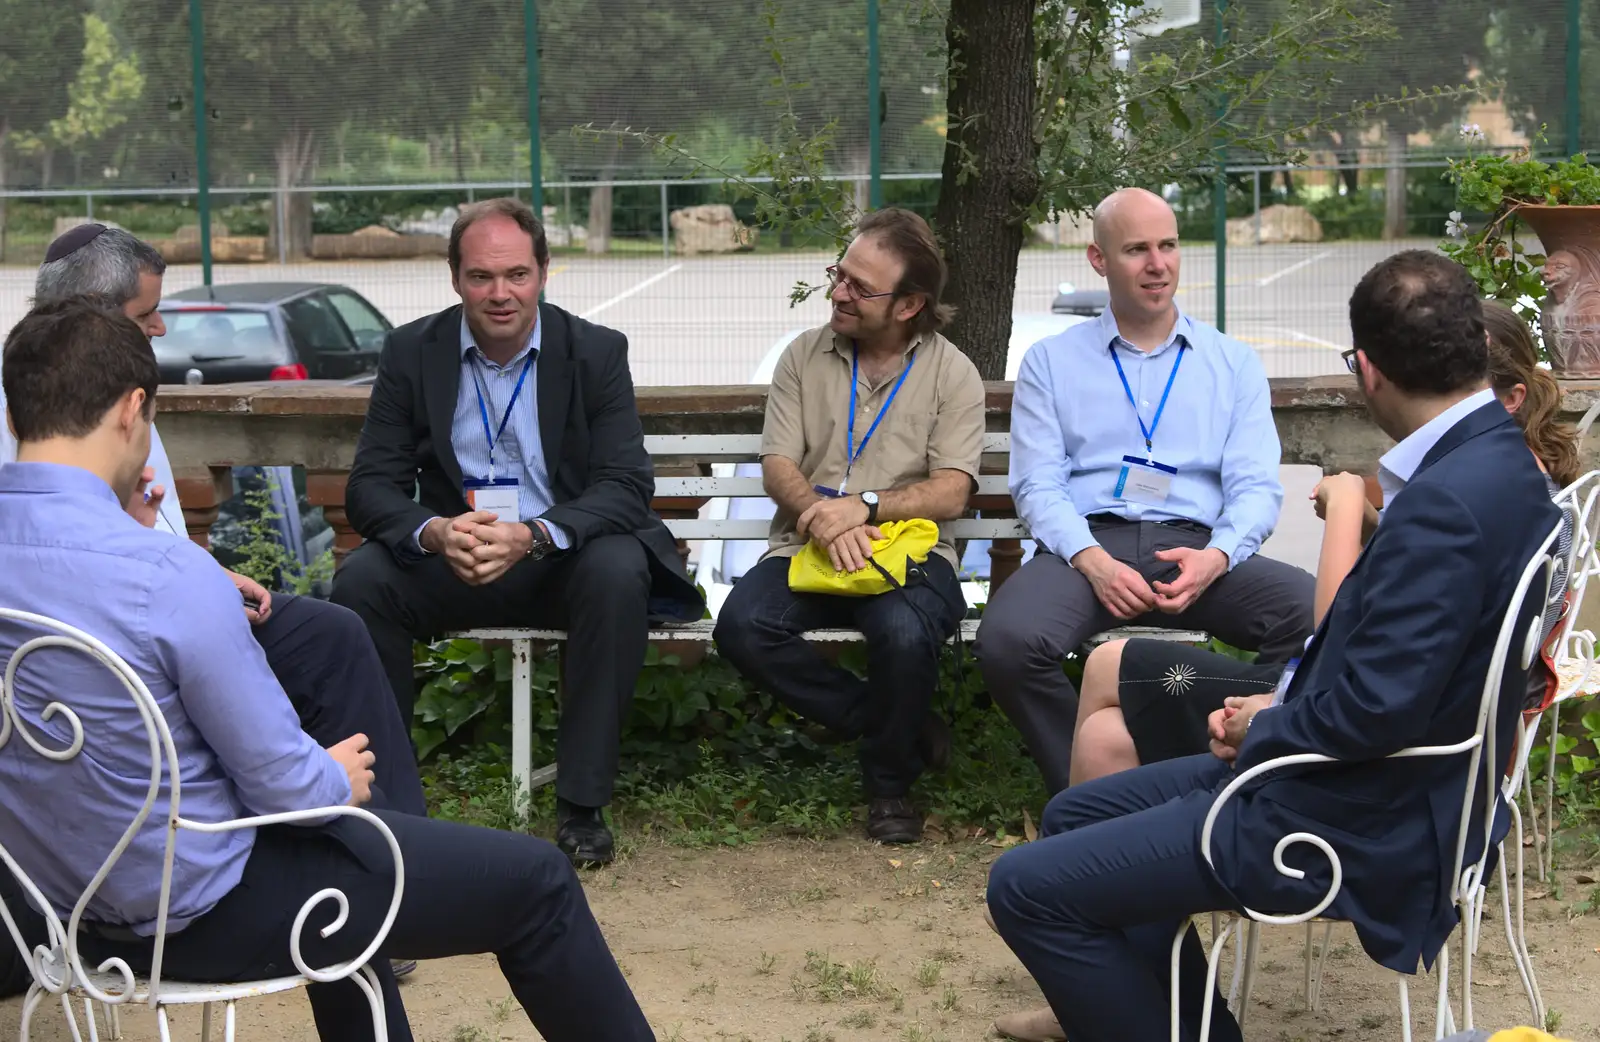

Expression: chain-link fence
xmin=0 ymin=0 xmax=1592 ymax=383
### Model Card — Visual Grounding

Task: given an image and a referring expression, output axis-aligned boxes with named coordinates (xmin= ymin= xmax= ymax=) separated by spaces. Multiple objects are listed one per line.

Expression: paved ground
xmin=0 ymin=239 xmax=1436 ymax=387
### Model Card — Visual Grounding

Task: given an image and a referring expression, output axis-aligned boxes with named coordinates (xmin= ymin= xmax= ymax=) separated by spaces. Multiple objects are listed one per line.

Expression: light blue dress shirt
xmin=0 ymin=462 xmax=350 ymax=934
xmin=1009 ymin=307 xmax=1283 ymax=568
xmin=412 ymin=315 xmax=569 ymax=552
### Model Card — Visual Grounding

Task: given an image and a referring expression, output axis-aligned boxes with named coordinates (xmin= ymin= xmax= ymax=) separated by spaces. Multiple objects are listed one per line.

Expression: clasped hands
xmin=424 ymin=512 xmax=538 ymax=586
xmin=797 ymin=495 xmax=882 ymax=573
xmin=1207 ymin=693 xmax=1274 ymax=763
xmin=1071 ymin=543 xmax=1229 ymax=620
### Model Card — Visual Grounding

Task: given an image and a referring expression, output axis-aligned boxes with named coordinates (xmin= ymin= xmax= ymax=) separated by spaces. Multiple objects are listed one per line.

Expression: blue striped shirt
xmin=413 ymin=314 xmax=569 ymax=550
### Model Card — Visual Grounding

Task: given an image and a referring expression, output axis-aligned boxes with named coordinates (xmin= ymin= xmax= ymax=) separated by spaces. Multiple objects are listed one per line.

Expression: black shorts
xmin=1117 ymin=638 xmax=1287 ymax=764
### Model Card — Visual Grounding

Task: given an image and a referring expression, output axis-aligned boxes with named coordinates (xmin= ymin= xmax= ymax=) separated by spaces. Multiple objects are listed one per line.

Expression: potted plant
xmin=1441 ymin=129 xmax=1600 ymax=377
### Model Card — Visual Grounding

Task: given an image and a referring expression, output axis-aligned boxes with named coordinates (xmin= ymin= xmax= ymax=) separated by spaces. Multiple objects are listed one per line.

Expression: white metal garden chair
xmin=1176 ymin=512 xmax=1568 ymax=1042
xmin=0 ymin=607 xmax=405 ymax=1042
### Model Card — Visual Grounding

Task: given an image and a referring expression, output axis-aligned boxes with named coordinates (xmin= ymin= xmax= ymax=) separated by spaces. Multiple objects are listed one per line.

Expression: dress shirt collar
xmin=1377 ymin=387 xmax=1498 ymax=503
xmin=822 ymin=329 xmax=927 ymax=361
xmin=0 ymin=460 xmax=122 ymax=506
xmin=459 ymin=312 xmax=541 ymax=370
xmin=1097 ymin=305 xmax=1194 ymax=358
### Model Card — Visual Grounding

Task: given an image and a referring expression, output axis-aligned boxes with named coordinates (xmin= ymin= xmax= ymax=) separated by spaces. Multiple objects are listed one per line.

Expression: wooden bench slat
xmin=450 ymin=623 xmax=1207 ymax=646
xmin=654 ymin=475 xmax=1012 ymax=498
xmin=663 ymin=518 xmax=1031 ymax=540
xmin=642 ymin=432 xmax=1012 ymax=460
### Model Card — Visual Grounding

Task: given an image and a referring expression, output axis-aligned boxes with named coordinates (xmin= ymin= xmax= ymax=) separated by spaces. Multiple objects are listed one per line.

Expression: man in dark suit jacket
xmin=332 ymin=198 xmax=702 ymax=867
xmin=984 ymin=250 xmax=1563 ymax=1042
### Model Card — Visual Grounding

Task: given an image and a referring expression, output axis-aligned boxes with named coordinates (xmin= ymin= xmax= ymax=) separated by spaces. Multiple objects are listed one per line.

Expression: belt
xmin=1084 ymin=512 xmax=1211 ymax=533
xmin=81 ymin=921 xmax=144 ymax=943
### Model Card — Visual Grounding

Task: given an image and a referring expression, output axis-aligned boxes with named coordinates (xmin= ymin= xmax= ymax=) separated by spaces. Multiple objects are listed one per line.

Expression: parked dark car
xmin=156 ymin=282 xmax=391 ymax=384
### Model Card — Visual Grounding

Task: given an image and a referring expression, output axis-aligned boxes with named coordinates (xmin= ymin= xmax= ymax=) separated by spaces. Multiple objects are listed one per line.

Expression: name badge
xmin=1113 ymin=455 xmax=1177 ymax=505
xmin=465 ymin=477 xmax=520 ymax=520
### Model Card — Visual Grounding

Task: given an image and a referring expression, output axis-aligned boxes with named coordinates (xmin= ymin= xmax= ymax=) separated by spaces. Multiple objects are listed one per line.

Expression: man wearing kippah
xmin=0 ymin=225 xmax=427 ymax=994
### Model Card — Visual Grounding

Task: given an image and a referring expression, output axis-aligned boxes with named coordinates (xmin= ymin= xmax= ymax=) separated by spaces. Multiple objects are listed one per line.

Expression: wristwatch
xmin=525 ymin=521 xmax=556 ymax=561
xmin=860 ymin=490 xmax=880 ymax=524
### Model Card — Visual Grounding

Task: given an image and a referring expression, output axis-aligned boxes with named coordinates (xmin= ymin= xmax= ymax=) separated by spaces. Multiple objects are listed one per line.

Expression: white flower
xmin=1460 ymin=122 xmax=1486 ymax=143
xmin=1446 ymin=211 xmax=1467 ymax=238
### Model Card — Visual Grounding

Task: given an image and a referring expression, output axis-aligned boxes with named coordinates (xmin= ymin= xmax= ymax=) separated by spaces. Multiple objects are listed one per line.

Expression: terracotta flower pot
xmin=1516 ymin=204 xmax=1600 ymax=377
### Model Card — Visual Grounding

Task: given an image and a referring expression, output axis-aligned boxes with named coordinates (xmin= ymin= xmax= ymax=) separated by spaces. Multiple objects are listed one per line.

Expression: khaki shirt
xmin=759 ymin=325 xmax=986 ymax=568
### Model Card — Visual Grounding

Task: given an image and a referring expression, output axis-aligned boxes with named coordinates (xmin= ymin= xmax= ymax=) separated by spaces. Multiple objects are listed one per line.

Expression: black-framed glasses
xmin=1340 ymin=348 xmax=1360 ymax=375
xmin=825 ymin=265 xmax=896 ymax=302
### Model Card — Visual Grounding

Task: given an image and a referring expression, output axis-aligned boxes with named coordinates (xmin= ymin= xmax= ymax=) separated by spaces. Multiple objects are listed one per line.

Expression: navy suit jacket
xmin=1214 ymin=401 xmax=1561 ymax=973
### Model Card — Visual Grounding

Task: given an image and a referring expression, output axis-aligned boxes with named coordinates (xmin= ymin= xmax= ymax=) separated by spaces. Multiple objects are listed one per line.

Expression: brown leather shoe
xmin=993 ymin=1006 xmax=1065 ymax=1042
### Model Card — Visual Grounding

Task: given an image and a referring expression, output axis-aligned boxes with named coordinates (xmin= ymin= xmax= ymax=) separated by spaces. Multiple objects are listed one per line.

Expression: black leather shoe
xmin=866 ymin=796 xmax=924 ymax=844
xmin=556 ymin=802 xmax=616 ymax=867
xmin=390 ymin=959 xmax=417 ymax=980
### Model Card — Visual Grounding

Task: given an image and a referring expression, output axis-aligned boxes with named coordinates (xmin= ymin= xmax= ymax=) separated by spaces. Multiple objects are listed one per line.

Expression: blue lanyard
xmin=847 ymin=344 xmax=917 ymax=481
xmin=1109 ymin=339 xmax=1186 ymax=455
xmin=471 ymin=352 xmax=534 ymax=479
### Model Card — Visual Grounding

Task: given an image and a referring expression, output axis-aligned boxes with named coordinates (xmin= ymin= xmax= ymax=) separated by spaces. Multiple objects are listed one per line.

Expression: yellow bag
xmin=787 ymin=518 xmax=940 ymax=597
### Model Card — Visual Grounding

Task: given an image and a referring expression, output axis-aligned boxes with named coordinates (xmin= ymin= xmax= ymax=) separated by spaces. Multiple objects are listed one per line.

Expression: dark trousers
xmin=331 ymin=535 xmax=652 ymax=808
xmin=0 ymin=595 xmax=429 ymax=1001
xmin=986 ymin=754 xmax=1242 ymax=1042
xmin=974 ymin=519 xmax=1314 ymax=793
xmin=259 ymin=594 xmax=427 ymax=817
xmin=713 ymin=554 xmax=965 ymax=798
xmin=70 ymin=812 xmax=653 ymax=1042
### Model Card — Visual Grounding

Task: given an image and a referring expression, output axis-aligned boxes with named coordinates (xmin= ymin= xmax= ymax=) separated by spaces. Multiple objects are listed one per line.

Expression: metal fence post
xmin=524 ymin=0 xmax=543 ymax=219
xmin=1568 ymin=0 xmax=1583 ymax=155
xmin=1252 ymin=168 xmax=1261 ymax=246
xmin=868 ymin=0 xmax=883 ymax=209
xmin=1213 ymin=0 xmax=1228 ymax=332
xmin=660 ymin=181 xmax=669 ymax=257
xmin=188 ymin=0 xmax=213 ymax=285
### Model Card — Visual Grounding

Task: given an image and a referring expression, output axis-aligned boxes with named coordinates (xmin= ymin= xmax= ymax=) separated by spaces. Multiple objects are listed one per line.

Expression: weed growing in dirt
xmin=914 ymin=961 xmax=942 ymax=988
xmin=757 ymin=951 xmax=778 ymax=976
xmin=929 ymin=947 xmax=960 ymax=964
xmin=1546 ymin=1008 xmax=1564 ymax=1033
xmin=839 ymin=1008 xmax=877 ymax=1029
xmin=936 ymin=984 xmax=960 ymax=1012
xmin=791 ymin=952 xmax=885 ymax=1002
xmin=804 ymin=1024 xmax=836 ymax=1042
xmin=690 ymin=979 xmax=719 ymax=997
xmin=854 ymin=905 xmax=884 ymax=924
xmin=448 ymin=1028 xmax=492 ymax=1042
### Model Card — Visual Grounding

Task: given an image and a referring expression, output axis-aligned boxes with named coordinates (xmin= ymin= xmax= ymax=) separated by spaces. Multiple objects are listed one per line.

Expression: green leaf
xmin=1164 ymin=93 xmax=1191 ymax=133
xmin=1126 ymin=99 xmax=1147 ymax=130
xmin=1571 ymin=754 xmax=1594 ymax=775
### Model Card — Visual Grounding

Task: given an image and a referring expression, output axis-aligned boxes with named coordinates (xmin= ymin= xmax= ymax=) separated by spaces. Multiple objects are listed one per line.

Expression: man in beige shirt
xmin=714 ymin=208 xmax=986 ymax=843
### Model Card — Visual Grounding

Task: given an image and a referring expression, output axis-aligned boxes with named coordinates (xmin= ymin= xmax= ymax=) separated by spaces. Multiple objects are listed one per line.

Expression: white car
xmin=691 ymin=309 xmax=1089 ymax=618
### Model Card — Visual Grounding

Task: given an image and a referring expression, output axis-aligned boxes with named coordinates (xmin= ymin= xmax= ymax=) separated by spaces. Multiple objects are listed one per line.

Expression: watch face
xmin=863 ymin=491 xmax=879 ymax=505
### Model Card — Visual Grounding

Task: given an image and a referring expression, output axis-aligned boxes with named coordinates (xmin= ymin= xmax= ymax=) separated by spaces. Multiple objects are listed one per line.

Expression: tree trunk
xmin=1334 ymin=145 xmax=1361 ymax=196
xmin=932 ymin=0 xmax=1039 ymax=381
xmin=272 ymin=126 xmax=318 ymax=261
xmin=587 ymin=182 xmax=614 ymax=255
xmin=1382 ymin=124 xmax=1408 ymax=240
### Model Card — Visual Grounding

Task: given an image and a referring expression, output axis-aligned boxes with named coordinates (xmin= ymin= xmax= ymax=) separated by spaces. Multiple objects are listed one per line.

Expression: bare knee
xmin=1069 ymin=708 xmax=1139 ymax=786
xmin=1078 ymin=639 xmax=1128 ymax=718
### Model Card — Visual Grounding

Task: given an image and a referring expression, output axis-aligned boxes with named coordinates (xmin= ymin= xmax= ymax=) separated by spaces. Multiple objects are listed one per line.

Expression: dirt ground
xmin=5 ymin=836 xmax=1600 ymax=1042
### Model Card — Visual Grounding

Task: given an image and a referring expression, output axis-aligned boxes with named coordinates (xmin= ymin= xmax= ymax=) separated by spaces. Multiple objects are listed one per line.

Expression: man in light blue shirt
xmin=0 ymin=300 xmax=654 ymax=1042
xmin=975 ymin=188 xmax=1314 ymax=794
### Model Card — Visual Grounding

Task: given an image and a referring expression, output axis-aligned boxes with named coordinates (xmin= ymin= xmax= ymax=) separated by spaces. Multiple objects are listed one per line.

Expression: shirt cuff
xmin=536 ymin=517 xmax=572 ymax=551
xmin=1207 ymin=531 xmax=1244 ymax=569
xmin=405 ymin=518 xmax=440 ymax=561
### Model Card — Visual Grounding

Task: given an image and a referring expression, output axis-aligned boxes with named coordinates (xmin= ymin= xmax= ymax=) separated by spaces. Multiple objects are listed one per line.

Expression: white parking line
xmin=580 ymin=263 xmax=684 ymax=319
xmin=1260 ymin=324 xmax=1343 ymax=350
xmin=1255 ymin=250 xmax=1333 ymax=287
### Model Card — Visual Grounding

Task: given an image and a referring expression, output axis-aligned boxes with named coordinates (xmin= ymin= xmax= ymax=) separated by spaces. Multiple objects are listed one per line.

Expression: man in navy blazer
xmin=985 ymin=250 xmax=1562 ymax=1042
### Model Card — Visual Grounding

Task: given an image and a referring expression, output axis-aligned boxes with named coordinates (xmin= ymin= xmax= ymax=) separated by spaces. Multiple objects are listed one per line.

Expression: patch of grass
xmin=662 ymin=1025 xmax=687 ymax=1042
xmin=449 ymin=1028 xmax=493 ymax=1042
xmin=1546 ymin=1008 xmax=1564 ymax=1033
xmin=792 ymin=884 xmax=838 ymax=905
xmin=757 ymin=951 xmax=778 ymax=976
xmin=845 ymin=960 xmax=882 ymax=997
xmin=791 ymin=952 xmax=885 ymax=1003
xmin=936 ymin=984 xmax=960 ymax=1012
xmin=929 ymin=947 xmax=961 ymax=964
xmin=1357 ymin=1013 xmax=1388 ymax=1030
xmin=854 ymin=905 xmax=884 ymax=924
xmin=486 ymin=995 xmax=519 ymax=1023
xmin=839 ymin=1010 xmax=877 ymax=1029
xmin=901 ymin=1024 xmax=939 ymax=1042
xmin=803 ymin=1025 xmax=836 ymax=1042
xmin=690 ymin=979 xmax=718 ymax=997
xmin=914 ymin=961 xmax=942 ymax=989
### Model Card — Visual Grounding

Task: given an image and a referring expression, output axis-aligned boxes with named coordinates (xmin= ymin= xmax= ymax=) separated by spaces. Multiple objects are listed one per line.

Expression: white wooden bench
xmin=452 ymin=433 xmax=1206 ymax=802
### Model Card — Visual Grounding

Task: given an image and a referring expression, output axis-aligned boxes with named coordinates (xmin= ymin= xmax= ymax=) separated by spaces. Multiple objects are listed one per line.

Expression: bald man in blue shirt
xmin=975 ymin=189 xmax=1315 ymax=795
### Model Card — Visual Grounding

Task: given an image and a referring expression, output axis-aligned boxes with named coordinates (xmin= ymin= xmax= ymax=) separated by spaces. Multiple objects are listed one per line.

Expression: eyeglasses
xmin=825 ymin=265 xmax=896 ymax=302
xmin=1340 ymin=348 xmax=1360 ymax=375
